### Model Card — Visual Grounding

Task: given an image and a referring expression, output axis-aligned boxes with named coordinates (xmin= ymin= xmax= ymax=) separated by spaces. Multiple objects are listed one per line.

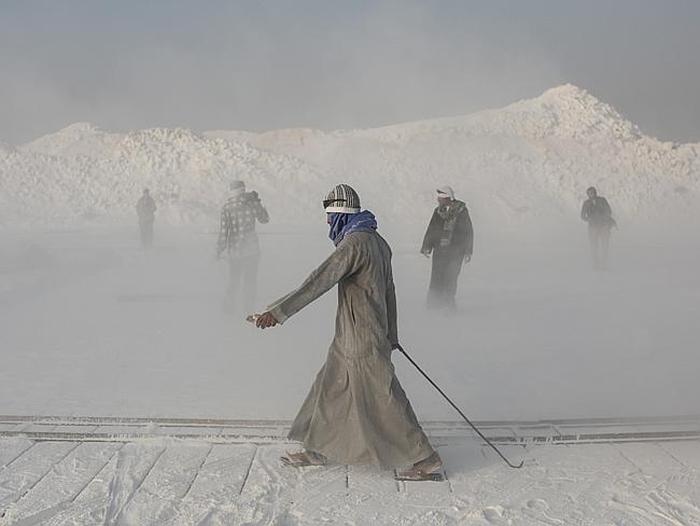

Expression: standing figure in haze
xmin=252 ymin=184 xmax=442 ymax=481
xmin=421 ymin=186 xmax=474 ymax=310
xmin=136 ymin=188 xmax=157 ymax=248
xmin=581 ymin=186 xmax=616 ymax=270
xmin=216 ymin=180 xmax=269 ymax=315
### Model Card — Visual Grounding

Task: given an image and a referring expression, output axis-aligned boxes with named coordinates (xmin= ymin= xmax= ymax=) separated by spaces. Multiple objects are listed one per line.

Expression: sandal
xmin=395 ymin=452 xmax=444 ymax=481
xmin=280 ymin=450 xmax=327 ymax=467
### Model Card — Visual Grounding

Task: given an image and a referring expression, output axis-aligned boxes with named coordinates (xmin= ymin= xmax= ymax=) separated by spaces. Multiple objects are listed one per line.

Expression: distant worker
xmin=581 ymin=186 xmax=616 ymax=270
xmin=420 ymin=186 xmax=474 ymax=310
xmin=136 ymin=188 xmax=157 ymax=248
xmin=216 ymin=180 xmax=269 ymax=314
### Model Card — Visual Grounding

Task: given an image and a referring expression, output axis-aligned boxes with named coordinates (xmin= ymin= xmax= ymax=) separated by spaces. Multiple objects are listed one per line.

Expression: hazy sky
xmin=2 ymin=0 xmax=699 ymax=144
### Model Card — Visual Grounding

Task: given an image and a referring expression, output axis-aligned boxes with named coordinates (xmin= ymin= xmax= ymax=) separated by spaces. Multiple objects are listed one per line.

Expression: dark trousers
xmin=226 ymin=254 xmax=260 ymax=315
xmin=588 ymin=225 xmax=611 ymax=269
xmin=139 ymin=219 xmax=154 ymax=248
xmin=427 ymin=252 xmax=463 ymax=310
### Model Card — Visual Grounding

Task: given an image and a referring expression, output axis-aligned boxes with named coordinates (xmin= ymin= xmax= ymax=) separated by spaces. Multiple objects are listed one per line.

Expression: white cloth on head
xmin=436 ymin=186 xmax=455 ymax=200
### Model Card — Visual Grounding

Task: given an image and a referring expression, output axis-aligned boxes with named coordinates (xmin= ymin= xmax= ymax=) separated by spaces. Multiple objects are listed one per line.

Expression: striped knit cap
xmin=323 ymin=184 xmax=361 ymax=214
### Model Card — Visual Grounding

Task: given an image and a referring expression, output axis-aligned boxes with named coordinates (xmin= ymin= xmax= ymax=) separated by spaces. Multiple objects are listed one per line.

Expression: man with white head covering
xmin=421 ymin=186 xmax=474 ymax=310
xmin=252 ymin=183 xmax=443 ymax=481
xmin=216 ymin=180 xmax=269 ymax=314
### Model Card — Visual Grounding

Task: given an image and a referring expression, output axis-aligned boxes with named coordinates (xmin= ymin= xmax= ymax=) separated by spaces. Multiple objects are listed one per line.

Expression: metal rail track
xmin=1 ymin=414 xmax=698 ymax=445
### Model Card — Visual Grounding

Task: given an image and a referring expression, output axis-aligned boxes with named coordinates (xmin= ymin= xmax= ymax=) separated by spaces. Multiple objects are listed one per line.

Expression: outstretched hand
xmin=253 ymin=311 xmax=279 ymax=329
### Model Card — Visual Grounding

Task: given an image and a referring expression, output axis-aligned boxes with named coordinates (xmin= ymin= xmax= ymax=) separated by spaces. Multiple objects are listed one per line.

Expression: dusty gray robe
xmin=268 ymin=231 xmax=434 ymax=468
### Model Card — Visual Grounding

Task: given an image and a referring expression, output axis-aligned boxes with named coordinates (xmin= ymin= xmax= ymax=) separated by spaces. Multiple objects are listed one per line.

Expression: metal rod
xmin=396 ymin=344 xmax=523 ymax=469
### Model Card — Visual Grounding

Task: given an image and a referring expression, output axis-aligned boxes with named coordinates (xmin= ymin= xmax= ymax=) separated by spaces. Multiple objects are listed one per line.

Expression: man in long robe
xmin=253 ymin=184 xmax=442 ymax=479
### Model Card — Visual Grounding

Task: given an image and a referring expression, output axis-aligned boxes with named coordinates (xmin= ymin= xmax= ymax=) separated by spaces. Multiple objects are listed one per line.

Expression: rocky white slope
xmin=1 ymin=125 xmax=323 ymax=226
xmin=1 ymin=84 xmax=698 ymax=228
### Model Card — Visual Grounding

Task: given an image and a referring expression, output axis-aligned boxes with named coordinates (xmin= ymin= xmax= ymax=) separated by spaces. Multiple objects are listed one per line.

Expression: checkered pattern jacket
xmin=216 ymin=193 xmax=269 ymax=258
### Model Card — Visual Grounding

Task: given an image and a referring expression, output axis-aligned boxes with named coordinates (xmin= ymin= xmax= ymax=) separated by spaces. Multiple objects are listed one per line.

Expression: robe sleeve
xmin=267 ymin=239 xmax=362 ymax=324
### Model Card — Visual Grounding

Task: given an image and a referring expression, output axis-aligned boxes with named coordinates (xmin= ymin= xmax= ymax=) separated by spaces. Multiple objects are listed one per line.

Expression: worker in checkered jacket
xmin=216 ymin=180 xmax=269 ymax=314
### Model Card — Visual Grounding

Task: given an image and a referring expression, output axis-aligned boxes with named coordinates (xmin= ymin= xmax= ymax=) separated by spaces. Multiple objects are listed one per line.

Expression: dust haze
xmin=1 ymin=212 xmax=699 ymax=422
xmin=1 ymin=1 xmax=699 ymax=425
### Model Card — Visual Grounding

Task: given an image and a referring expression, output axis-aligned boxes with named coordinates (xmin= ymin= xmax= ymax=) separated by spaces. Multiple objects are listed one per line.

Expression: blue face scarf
xmin=328 ymin=210 xmax=378 ymax=246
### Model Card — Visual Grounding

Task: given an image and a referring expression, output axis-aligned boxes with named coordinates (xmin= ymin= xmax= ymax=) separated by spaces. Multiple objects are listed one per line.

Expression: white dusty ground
xmin=2 ymin=84 xmax=699 ymax=525
xmin=2 ymin=197 xmax=699 ymax=526
xmin=1 ymin=436 xmax=699 ymax=525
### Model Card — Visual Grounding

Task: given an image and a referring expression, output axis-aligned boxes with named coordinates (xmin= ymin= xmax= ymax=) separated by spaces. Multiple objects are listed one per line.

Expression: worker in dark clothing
xmin=136 ymin=188 xmax=157 ymax=248
xmin=421 ymin=186 xmax=474 ymax=310
xmin=581 ymin=186 xmax=615 ymax=270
